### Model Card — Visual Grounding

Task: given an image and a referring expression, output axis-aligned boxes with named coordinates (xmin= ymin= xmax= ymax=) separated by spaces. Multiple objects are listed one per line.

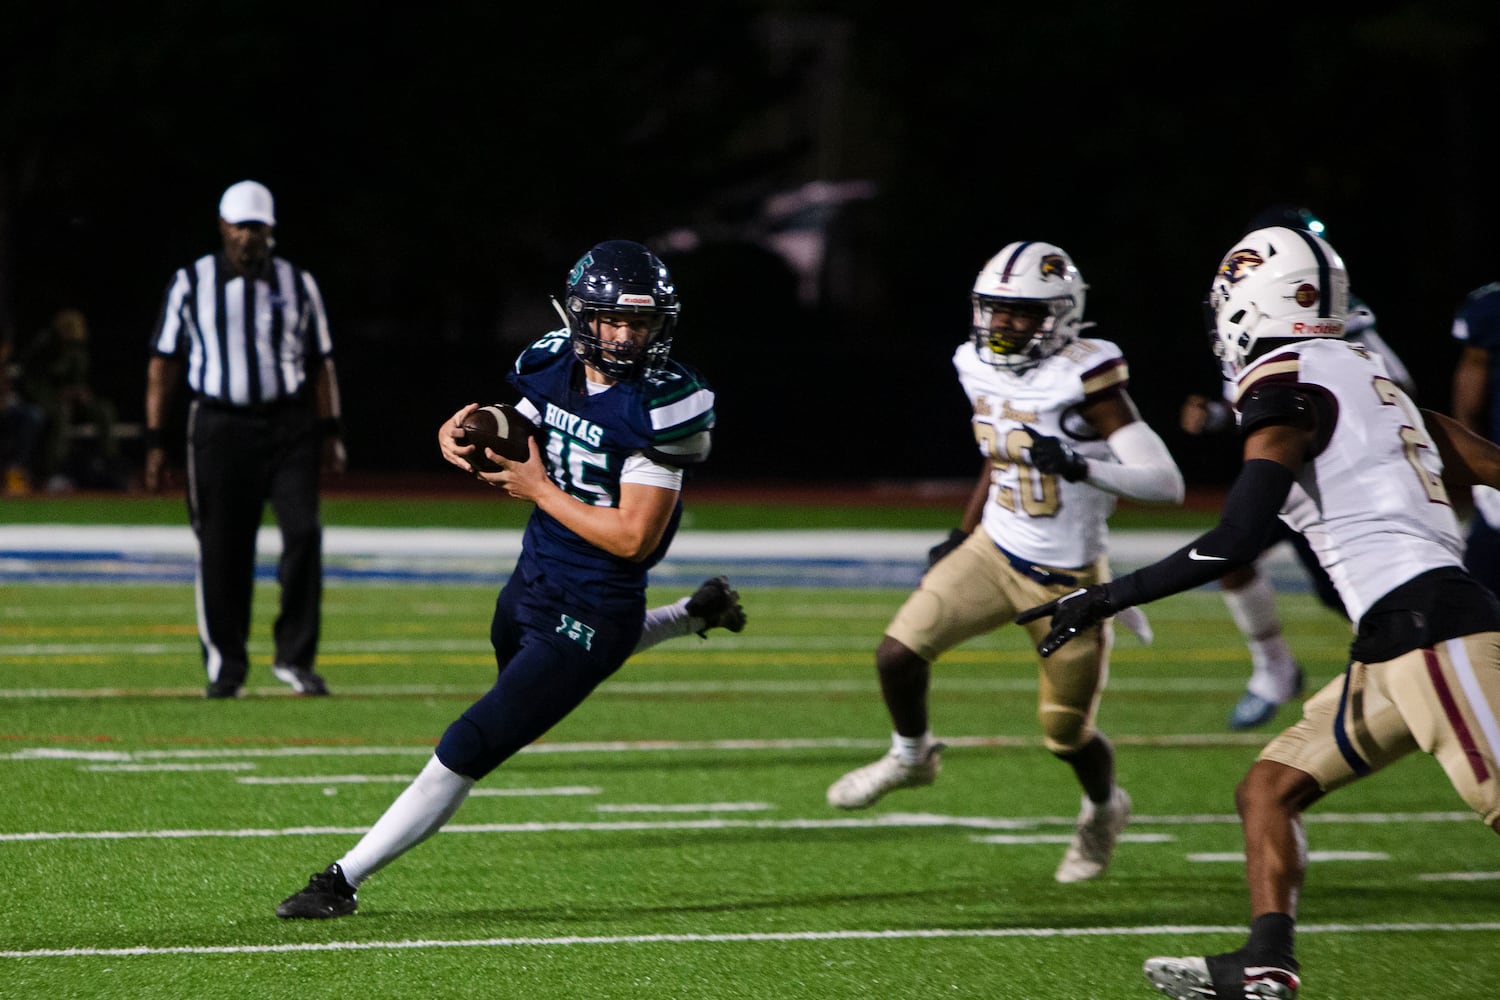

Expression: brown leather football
xmin=460 ymin=403 xmax=536 ymax=469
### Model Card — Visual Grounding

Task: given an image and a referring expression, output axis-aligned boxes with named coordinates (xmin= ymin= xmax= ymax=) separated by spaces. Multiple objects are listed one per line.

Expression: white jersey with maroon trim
xmin=1234 ymin=338 xmax=1466 ymax=623
xmin=953 ymin=337 xmax=1130 ymax=568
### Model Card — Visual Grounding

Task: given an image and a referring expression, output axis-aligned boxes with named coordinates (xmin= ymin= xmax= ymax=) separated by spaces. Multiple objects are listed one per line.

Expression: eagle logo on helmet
xmin=1039 ymin=254 xmax=1068 ymax=279
xmin=1294 ymin=283 xmax=1319 ymax=308
xmin=1222 ymin=249 xmax=1264 ymax=284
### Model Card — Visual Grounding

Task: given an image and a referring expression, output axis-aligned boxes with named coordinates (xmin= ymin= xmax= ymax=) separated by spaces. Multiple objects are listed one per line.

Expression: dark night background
xmin=4 ymin=2 xmax=1497 ymax=490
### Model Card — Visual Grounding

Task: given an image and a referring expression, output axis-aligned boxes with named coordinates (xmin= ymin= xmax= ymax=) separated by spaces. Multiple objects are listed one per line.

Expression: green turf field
xmin=0 ymin=490 xmax=1223 ymax=532
xmin=1 ymin=577 xmax=1496 ymax=999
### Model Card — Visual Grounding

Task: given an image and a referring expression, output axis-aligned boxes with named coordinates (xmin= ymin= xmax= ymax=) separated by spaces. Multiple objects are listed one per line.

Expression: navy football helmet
xmin=557 ymin=240 xmax=680 ymax=381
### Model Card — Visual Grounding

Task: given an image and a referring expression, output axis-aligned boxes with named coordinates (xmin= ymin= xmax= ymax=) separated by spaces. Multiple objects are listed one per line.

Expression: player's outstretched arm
xmin=1017 ymin=436 xmax=1303 ymax=656
xmin=1422 ymin=408 xmax=1500 ymax=494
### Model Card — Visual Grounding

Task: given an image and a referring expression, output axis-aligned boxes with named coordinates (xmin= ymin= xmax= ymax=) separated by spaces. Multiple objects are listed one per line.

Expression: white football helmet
xmin=970 ymin=241 xmax=1087 ymax=371
xmin=1207 ymin=226 xmax=1348 ymax=378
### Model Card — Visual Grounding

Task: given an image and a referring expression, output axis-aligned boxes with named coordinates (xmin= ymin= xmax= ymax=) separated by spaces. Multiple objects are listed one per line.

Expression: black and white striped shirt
xmin=150 ymin=253 xmax=333 ymax=405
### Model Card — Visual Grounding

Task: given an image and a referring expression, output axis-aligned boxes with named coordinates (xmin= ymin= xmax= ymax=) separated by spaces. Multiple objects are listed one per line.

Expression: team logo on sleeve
xmin=1221 ymin=249 xmax=1264 ymax=283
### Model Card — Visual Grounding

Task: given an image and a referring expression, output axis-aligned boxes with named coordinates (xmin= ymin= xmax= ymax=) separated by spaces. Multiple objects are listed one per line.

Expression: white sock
xmin=337 ymin=754 xmax=475 ymax=887
xmin=892 ymin=731 xmax=935 ymax=765
xmin=633 ymin=597 xmax=694 ymax=654
xmin=1221 ymin=573 xmax=1298 ymax=701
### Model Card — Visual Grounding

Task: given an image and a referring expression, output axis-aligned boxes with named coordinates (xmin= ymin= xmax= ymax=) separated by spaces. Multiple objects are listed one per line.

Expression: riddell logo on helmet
xmin=1294 ymin=283 xmax=1320 ymax=307
xmin=1291 ymin=320 xmax=1342 ymax=335
xmin=617 ymin=294 xmax=655 ymax=306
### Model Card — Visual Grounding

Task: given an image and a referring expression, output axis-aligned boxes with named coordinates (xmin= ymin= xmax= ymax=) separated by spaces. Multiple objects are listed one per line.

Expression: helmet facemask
xmin=562 ymin=298 xmax=676 ymax=382
xmin=971 ymin=294 xmax=1077 ymax=372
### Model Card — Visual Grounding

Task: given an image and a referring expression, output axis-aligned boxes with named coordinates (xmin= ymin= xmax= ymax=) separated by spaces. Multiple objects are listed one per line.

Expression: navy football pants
xmin=435 ymin=554 xmax=646 ymax=780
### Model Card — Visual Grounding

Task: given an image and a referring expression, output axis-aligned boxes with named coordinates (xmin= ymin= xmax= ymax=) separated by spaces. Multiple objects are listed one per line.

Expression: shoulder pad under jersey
xmin=1237 ymin=383 xmax=1317 ymax=436
xmin=513 ymin=330 xmax=573 ymax=375
xmin=1078 ymin=353 xmax=1129 ymax=404
xmin=642 ymin=362 xmax=716 ymax=466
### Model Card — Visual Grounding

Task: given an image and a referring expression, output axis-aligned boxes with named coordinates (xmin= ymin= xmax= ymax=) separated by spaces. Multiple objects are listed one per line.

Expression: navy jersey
xmin=506 ymin=330 xmax=715 ymax=595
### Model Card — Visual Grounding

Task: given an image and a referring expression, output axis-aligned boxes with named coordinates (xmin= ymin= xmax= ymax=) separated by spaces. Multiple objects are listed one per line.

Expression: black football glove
xmin=928 ymin=528 xmax=967 ymax=567
xmin=1026 ymin=430 xmax=1089 ymax=482
xmin=1015 ymin=583 xmax=1116 ymax=657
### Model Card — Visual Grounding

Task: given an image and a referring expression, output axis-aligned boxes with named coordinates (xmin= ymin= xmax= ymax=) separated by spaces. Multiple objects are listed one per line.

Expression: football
xmin=460 ymin=403 xmax=536 ymax=469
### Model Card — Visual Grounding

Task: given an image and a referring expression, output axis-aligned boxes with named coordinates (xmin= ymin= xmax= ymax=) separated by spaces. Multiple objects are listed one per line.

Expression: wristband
xmin=319 ymin=416 xmax=344 ymax=439
xmin=143 ymin=427 xmax=164 ymax=450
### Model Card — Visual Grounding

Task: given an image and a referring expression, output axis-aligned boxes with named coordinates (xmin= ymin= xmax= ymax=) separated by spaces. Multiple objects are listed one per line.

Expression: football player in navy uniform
xmin=1019 ymin=227 xmax=1500 ymax=999
xmin=826 ymin=241 xmax=1185 ymax=883
xmin=1451 ymin=280 xmax=1500 ymax=596
xmin=276 ymin=240 xmax=719 ymax=918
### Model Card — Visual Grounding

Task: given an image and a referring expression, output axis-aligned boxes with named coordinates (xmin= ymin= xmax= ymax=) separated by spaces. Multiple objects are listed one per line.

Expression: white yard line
xmin=1418 ymin=871 xmax=1500 ymax=881
xmin=1 ymin=733 xmax=1274 ymax=763
xmin=0 ymin=676 xmax=1271 ymax=697
xmin=972 ymin=833 xmax=1177 ymax=845
xmin=594 ymin=802 xmax=771 ymax=813
xmin=234 ymin=775 xmax=601 ymax=797
xmin=83 ymin=762 xmax=256 ymax=773
xmin=4 ymin=921 xmax=1498 ymax=960
xmin=1188 ymin=851 xmax=1390 ymax=863
xmin=0 ymin=810 xmax=1476 ymax=844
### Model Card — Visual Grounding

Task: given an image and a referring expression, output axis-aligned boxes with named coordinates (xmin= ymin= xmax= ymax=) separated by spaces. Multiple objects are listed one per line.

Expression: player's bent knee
xmin=885 ymin=590 xmax=945 ymax=660
xmin=1040 ymin=711 xmax=1090 ymax=754
xmin=875 ymin=635 xmax=925 ymax=676
xmin=1236 ymin=759 xmax=1322 ymax=817
xmin=435 ymin=716 xmax=494 ymax=781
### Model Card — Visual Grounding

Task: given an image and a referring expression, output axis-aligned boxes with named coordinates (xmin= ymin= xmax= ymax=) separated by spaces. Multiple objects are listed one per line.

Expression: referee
xmin=143 ymin=180 xmax=347 ymax=698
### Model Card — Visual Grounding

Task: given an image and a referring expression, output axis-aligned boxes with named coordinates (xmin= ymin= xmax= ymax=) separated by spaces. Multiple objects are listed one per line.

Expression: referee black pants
xmin=186 ymin=399 xmax=323 ymax=688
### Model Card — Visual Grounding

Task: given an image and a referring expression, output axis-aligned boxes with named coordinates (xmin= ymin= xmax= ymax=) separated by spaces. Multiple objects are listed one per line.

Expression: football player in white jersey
xmin=1019 ymin=226 xmax=1500 ymax=999
xmin=826 ymin=241 xmax=1185 ymax=884
xmin=1180 ymin=205 xmax=1417 ymax=732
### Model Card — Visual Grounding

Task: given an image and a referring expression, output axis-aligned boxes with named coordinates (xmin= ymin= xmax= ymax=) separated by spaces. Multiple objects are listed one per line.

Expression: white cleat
xmin=1143 ymin=954 xmax=1299 ymax=999
xmin=1055 ymin=785 xmax=1131 ymax=883
xmin=826 ymin=744 xmax=943 ymax=809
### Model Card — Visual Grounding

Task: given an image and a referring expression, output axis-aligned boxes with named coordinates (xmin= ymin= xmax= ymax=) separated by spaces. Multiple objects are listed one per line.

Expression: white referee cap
xmin=218 ymin=180 xmax=276 ymax=226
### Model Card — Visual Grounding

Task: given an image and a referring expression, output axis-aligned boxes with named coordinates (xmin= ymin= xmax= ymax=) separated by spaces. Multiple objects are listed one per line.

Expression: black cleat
xmin=276 ymin=863 xmax=357 ymax=919
xmin=205 ymin=680 xmax=242 ymax=699
xmin=272 ymin=664 xmax=330 ymax=696
xmin=685 ymin=576 xmax=746 ymax=638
